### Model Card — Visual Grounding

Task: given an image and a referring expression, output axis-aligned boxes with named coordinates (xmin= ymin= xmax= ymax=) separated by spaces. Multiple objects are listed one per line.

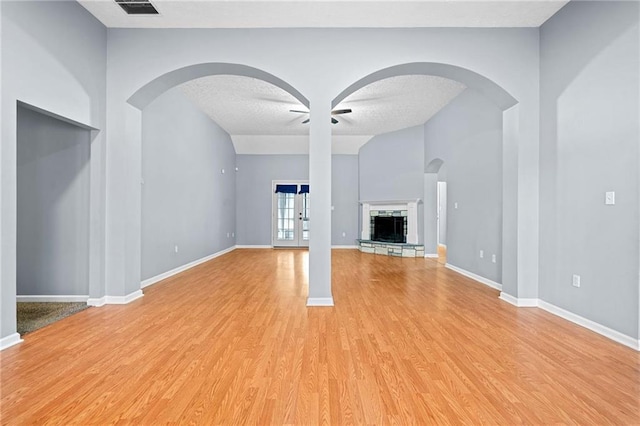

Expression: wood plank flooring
xmin=1 ymin=249 xmax=639 ymax=424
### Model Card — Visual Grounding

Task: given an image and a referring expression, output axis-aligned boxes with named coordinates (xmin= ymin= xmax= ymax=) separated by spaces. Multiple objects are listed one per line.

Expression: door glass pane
xmin=302 ymin=193 xmax=310 ymax=241
xmin=277 ymin=193 xmax=295 ymax=240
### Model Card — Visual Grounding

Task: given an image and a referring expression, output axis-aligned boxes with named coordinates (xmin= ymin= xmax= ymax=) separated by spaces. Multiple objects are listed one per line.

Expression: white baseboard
xmin=106 ymin=290 xmax=144 ymax=305
xmin=87 ymin=290 xmax=144 ymax=307
xmin=332 ymin=245 xmax=357 ymax=249
xmin=16 ymin=295 xmax=89 ymax=303
xmin=445 ymin=263 xmax=502 ymax=291
xmin=87 ymin=296 xmax=106 ymax=307
xmin=0 ymin=333 xmax=23 ymax=351
xmin=235 ymin=245 xmax=272 ymax=249
xmin=498 ymin=292 xmax=538 ymax=307
xmin=141 ymin=245 xmax=236 ymax=288
xmin=307 ymin=297 xmax=334 ymax=307
xmin=498 ymin=294 xmax=639 ymax=351
xmin=537 ymin=300 xmax=640 ymax=351
xmin=424 ymin=253 xmax=438 ymax=258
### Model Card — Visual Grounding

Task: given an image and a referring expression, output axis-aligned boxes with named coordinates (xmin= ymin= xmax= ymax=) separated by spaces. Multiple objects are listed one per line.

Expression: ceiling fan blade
xmin=290 ymin=109 xmax=309 ymax=114
xmin=331 ymin=109 xmax=352 ymax=115
xmin=302 ymin=118 xmax=310 ymax=124
xmin=331 ymin=117 xmax=339 ymax=124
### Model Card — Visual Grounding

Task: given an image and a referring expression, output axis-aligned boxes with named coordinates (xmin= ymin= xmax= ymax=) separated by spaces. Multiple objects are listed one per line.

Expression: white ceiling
xmin=180 ymin=74 xmax=465 ymax=135
xmin=179 ymin=74 xmax=466 ymax=154
xmin=78 ymin=0 xmax=569 ymax=29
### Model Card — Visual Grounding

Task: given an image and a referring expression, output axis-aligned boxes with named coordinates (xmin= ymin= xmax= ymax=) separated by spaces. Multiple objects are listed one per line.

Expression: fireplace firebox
xmin=372 ymin=216 xmax=406 ymax=243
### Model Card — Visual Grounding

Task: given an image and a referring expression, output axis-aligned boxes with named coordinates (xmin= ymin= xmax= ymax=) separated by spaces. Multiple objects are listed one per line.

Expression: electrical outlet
xmin=491 ymin=254 xmax=496 ymax=263
xmin=227 ymin=232 xmax=230 ymax=238
xmin=605 ymin=191 xmax=615 ymax=205
xmin=174 ymin=245 xmax=178 ymax=253
xmin=232 ymin=232 xmax=235 ymax=238
xmin=572 ymin=274 xmax=581 ymax=288
xmin=479 ymin=250 xmax=484 ymax=258
xmin=454 ymin=202 xmax=458 ymax=209
xmin=342 ymin=232 xmax=346 ymax=237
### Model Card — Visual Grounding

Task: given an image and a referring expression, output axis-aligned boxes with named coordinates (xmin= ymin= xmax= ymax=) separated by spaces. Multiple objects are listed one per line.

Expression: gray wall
xmin=141 ymin=87 xmax=236 ymax=281
xmin=236 ymin=155 xmax=308 ymax=246
xmin=17 ymin=106 xmax=90 ymax=296
xmin=102 ymin=24 xmax=541 ymax=317
xmin=539 ymin=1 xmax=640 ymax=338
xmin=359 ymin=125 xmax=425 ymax=203
xmin=236 ymin=154 xmax=359 ymax=246
xmin=332 ymin=155 xmax=359 ymax=246
xmin=424 ymin=89 xmax=503 ymax=283
xmin=1 ymin=0 xmax=107 ymax=339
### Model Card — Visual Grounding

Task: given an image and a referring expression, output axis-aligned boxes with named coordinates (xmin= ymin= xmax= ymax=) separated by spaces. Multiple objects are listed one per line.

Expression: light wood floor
xmin=2 ymin=249 xmax=639 ymax=424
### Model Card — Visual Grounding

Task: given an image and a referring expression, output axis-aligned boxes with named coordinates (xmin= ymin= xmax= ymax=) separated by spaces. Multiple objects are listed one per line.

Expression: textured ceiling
xmin=78 ymin=0 xmax=569 ymax=29
xmin=178 ymin=74 xmax=466 ymax=153
xmin=179 ymin=74 xmax=466 ymax=136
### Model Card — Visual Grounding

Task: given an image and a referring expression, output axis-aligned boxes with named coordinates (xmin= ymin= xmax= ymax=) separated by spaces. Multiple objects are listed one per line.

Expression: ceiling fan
xmin=289 ymin=108 xmax=352 ymax=124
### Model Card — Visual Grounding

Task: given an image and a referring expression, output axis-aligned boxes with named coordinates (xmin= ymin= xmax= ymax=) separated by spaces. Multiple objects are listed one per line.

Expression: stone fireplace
xmin=358 ymin=200 xmax=424 ymax=257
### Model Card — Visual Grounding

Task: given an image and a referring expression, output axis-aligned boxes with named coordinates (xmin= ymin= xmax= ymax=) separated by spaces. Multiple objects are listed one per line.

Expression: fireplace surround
xmin=357 ymin=200 xmax=424 ymax=257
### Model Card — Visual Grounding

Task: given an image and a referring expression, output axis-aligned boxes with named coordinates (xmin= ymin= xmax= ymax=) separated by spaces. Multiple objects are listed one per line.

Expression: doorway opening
xmin=16 ymin=103 xmax=92 ymax=335
xmin=272 ymin=181 xmax=309 ymax=247
xmin=437 ymin=181 xmax=447 ymax=264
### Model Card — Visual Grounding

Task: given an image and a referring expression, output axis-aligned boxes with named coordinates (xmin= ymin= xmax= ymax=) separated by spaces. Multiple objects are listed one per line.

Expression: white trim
xmin=16 ymin=295 xmax=89 ymax=303
xmin=235 ymin=245 xmax=272 ymax=249
xmin=445 ymin=263 xmax=502 ymax=291
xmin=537 ymin=300 xmax=640 ymax=351
xmin=141 ymin=245 xmax=236 ymax=288
xmin=87 ymin=290 xmax=144 ymax=307
xmin=360 ymin=199 xmax=422 ymax=205
xmin=87 ymin=296 xmax=106 ymax=307
xmin=497 ymin=295 xmax=640 ymax=351
xmin=307 ymin=297 xmax=334 ymax=306
xmin=105 ymin=290 xmax=144 ymax=305
xmin=438 ymin=244 xmax=447 ymax=248
xmin=424 ymin=253 xmax=438 ymax=258
xmin=498 ymin=292 xmax=538 ymax=307
xmin=0 ymin=333 xmax=23 ymax=351
xmin=332 ymin=245 xmax=357 ymax=249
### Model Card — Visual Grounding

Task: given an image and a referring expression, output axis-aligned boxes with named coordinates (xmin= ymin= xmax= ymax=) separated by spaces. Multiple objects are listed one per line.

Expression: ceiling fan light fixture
xmin=290 ymin=107 xmax=352 ymax=124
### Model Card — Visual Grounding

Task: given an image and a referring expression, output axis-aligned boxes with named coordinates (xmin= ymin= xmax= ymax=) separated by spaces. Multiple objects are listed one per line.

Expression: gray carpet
xmin=17 ymin=302 xmax=89 ymax=335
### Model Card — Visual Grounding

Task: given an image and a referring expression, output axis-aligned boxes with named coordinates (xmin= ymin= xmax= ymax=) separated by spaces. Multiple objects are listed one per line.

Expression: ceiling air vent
xmin=115 ymin=0 xmax=159 ymax=15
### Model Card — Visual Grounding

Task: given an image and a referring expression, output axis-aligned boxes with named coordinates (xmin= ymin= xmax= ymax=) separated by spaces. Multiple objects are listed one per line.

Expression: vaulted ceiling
xmin=78 ymin=0 xmax=569 ymax=154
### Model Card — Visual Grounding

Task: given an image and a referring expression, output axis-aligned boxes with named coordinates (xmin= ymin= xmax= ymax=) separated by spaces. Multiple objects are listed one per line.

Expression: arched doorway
xmin=103 ymin=63 xmax=311 ymax=302
xmin=333 ymin=62 xmax=521 ymax=298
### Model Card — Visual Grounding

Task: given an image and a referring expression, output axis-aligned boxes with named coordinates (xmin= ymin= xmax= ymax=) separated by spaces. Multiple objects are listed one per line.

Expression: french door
xmin=272 ymin=182 xmax=309 ymax=247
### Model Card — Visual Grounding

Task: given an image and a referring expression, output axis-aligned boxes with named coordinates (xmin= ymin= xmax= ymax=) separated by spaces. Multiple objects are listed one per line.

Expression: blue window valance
xmin=275 ymin=184 xmax=298 ymax=194
xmin=298 ymin=185 xmax=310 ymax=194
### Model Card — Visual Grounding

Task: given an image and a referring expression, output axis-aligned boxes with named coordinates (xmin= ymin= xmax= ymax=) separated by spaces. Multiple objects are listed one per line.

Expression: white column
xmin=407 ymin=201 xmax=419 ymax=244
xmin=361 ymin=203 xmax=370 ymax=240
xmin=307 ymin=95 xmax=333 ymax=306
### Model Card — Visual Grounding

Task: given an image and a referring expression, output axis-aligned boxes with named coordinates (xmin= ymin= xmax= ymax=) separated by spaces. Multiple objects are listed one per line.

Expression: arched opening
xmin=128 ymin=63 xmax=308 ymax=110
xmin=121 ymin=62 xmax=311 ymax=298
xmin=334 ymin=62 xmax=519 ymax=295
